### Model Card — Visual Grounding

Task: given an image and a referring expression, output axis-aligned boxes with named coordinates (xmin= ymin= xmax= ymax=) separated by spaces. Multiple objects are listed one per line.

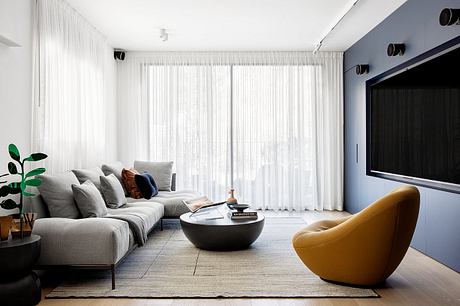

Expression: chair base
xmin=320 ymin=277 xmax=386 ymax=289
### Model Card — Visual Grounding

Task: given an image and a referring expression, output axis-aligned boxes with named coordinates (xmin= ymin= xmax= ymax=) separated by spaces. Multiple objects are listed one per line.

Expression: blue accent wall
xmin=344 ymin=0 xmax=460 ymax=272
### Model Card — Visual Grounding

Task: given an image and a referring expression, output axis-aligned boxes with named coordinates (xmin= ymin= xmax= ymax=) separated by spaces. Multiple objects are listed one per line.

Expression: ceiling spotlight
xmin=387 ymin=43 xmax=405 ymax=56
xmin=439 ymin=8 xmax=460 ymax=26
xmin=355 ymin=64 xmax=369 ymax=75
xmin=160 ymin=29 xmax=168 ymax=42
xmin=113 ymin=50 xmax=126 ymax=61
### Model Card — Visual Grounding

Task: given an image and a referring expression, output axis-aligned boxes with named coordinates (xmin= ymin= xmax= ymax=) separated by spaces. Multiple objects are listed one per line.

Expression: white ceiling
xmin=66 ymin=0 xmax=407 ymax=52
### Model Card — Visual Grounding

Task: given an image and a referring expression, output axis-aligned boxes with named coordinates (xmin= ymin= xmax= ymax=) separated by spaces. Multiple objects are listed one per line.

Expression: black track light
xmin=439 ymin=8 xmax=460 ymax=26
xmin=387 ymin=43 xmax=405 ymax=56
xmin=355 ymin=64 xmax=369 ymax=75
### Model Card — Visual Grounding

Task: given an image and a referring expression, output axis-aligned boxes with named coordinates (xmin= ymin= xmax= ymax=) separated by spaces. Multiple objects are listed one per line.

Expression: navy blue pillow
xmin=134 ymin=173 xmax=158 ymax=200
xmin=144 ymin=172 xmax=159 ymax=196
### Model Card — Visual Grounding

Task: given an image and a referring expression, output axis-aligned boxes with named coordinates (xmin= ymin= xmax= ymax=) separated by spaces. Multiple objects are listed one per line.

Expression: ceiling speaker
xmin=439 ymin=8 xmax=460 ymax=26
xmin=387 ymin=43 xmax=405 ymax=56
xmin=355 ymin=64 xmax=369 ymax=75
xmin=114 ymin=50 xmax=126 ymax=61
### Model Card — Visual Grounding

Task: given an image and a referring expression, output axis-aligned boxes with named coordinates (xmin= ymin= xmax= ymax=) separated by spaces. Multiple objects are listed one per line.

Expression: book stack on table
xmin=228 ymin=211 xmax=258 ymax=220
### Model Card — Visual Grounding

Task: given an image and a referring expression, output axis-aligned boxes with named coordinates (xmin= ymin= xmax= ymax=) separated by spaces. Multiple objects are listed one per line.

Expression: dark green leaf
xmin=0 ymin=185 xmax=10 ymax=197
xmin=20 ymin=181 xmax=26 ymax=192
xmin=8 ymin=162 xmax=18 ymax=174
xmin=8 ymin=144 xmax=20 ymax=161
xmin=23 ymin=191 xmax=35 ymax=197
xmin=24 ymin=153 xmax=48 ymax=162
xmin=7 ymin=182 xmax=21 ymax=194
xmin=25 ymin=168 xmax=46 ymax=178
xmin=0 ymin=199 xmax=18 ymax=210
xmin=25 ymin=179 xmax=41 ymax=187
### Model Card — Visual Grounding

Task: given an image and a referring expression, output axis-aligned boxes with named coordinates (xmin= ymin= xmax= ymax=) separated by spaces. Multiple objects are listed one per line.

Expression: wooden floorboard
xmin=39 ymin=211 xmax=460 ymax=306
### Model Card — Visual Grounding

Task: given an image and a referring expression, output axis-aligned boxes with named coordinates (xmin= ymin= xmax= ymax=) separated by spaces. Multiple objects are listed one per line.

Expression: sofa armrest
xmin=171 ymin=173 xmax=176 ymax=191
xmin=33 ymin=217 xmax=130 ymax=266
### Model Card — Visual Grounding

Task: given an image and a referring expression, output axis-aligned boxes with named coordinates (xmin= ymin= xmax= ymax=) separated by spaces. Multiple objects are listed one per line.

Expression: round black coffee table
xmin=180 ymin=211 xmax=264 ymax=251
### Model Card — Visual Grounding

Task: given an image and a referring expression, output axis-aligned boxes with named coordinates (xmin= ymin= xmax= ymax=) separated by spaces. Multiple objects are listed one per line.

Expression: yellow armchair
xmin=292 ymin=185 xmax=420 ymax=286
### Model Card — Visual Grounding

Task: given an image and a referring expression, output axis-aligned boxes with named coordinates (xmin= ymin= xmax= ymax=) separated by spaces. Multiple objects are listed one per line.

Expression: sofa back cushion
xmin=37 ymin=171 xmax=81 ymax=219
xmin=72 ymin=167 xmax=105 ymax=191
xmin=101 ymin=161 xmax=128 ymax=195
xmin=72 ymin=180 xmax=108 ymax=218
xmin=100 ymin=174 xmax=127 ymax=208
xmin=134 ymin=161 xmax=173 ymax=191
xmin=28 ymin=195 xmax=50 ymax=219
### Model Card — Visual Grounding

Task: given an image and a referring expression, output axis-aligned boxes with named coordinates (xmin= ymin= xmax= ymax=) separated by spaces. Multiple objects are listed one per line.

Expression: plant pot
xmin=10 ymin=213 xmax=37 ymax=239
xmin=0 ymin=215 xmax=13 ymax=241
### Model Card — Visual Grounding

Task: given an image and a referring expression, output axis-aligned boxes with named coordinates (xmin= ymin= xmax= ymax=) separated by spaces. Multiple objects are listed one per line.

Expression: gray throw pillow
xmin=71 ymin=180 xmax=108 ymax=218
xmin=134 ymin=161 xmax=173 ymax=191
xmin=101 ymin=161 xmax=128 ymax=195
xmin=72 ymin=167 xmax=105 ymax=191
xmin=37 ymin=171 xmax=81 ymax=219
xmin=100 ymin=174 xmax=127 ymax=209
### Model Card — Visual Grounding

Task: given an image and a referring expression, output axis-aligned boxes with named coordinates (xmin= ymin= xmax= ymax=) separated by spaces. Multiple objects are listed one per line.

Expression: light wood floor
xmin=39 ymin=211 xmax=460 ymax=306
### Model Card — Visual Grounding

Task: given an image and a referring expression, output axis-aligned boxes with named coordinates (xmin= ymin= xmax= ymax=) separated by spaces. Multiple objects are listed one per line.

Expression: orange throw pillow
xmin=122 ymin=168 xmax=142 ymax=199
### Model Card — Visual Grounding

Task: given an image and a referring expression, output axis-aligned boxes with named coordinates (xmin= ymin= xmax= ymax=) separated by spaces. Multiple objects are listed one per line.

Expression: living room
xmin=0 ymin=0 xmax=459 ymax=305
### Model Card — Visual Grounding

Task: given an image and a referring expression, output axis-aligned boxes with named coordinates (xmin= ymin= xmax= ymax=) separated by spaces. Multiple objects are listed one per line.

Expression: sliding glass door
xmin=146 ymin=62 xmax=335 ymax=210
xmin=147 ymin=65 xmax=232 ymax=200
xmin=232 ymin=65 xmax=317 ymax=210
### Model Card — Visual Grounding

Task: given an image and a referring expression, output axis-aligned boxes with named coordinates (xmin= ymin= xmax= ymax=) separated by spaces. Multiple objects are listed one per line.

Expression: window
xmin=146 ymin=64 xmax=320 ymax=210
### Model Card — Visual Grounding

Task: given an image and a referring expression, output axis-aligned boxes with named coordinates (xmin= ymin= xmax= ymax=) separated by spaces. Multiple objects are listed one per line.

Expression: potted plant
xmin=0 ymin=144 xmax=47 ymax=239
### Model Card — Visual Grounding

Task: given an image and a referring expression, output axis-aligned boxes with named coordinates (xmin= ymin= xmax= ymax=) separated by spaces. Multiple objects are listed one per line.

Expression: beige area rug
xmin=47 ymin=217 xmax=378 ymax=298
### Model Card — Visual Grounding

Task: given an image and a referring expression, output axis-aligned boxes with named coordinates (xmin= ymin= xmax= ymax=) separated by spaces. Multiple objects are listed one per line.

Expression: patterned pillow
xmin=121 ymin=168 xmax=142 ymax=199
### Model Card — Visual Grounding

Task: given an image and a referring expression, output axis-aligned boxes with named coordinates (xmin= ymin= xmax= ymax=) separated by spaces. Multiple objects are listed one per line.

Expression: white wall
xmin=0 ymin=0 xmax=33 ymax=216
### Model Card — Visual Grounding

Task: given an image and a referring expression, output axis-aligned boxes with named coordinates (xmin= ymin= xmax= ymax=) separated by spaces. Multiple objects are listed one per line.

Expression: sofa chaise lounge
xmin=31 ymin=161 xmax=199 ymax=289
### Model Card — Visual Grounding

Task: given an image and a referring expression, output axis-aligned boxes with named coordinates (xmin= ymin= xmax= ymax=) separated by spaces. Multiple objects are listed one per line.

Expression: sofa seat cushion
xmin=127 ymin=190 xmax=200 ymax=217
xmin=33 ymin=217 xmax=130 ymax=266
xmin=107 ymin=202 xmax=164 ymax=238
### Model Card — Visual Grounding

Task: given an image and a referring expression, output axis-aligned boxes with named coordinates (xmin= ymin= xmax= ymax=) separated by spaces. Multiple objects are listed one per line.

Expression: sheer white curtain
xmin=118 ymin=54 xmax=232 ymax=201
xmin=233 ymin=54 xmax=343 ymax=210
xmin=32 ymin=0 xmax=117 ymax=173
xmin=117 ymin=52 xmax=343 ymax=210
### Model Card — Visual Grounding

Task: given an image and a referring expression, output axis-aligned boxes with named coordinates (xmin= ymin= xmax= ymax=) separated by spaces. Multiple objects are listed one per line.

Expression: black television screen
xmin=367 ymin=37 xmax=460 ymax=193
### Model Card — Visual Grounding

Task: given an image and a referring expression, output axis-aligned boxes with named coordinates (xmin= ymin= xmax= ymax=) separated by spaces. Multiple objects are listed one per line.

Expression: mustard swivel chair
xmin=292 ymin=185 xmax=420 ymax=286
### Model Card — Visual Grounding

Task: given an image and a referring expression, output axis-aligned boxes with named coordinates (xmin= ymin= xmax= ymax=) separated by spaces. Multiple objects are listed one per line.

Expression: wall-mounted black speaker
xmin=355 ymin=64 xmax=369 ymax=75
xmin=387 ymin=43 xmax=405 ymax=56
xmin=114 ymin=50 xmax=126 ymax=61
xmin=439 ymin=8 xmax=460 ymax=26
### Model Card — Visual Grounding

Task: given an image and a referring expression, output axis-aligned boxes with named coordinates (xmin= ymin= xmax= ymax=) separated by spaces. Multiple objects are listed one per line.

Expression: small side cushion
xmin=100 ymin=174 xmax=127 ymax=209
xmin=33 ymin=217 xmax=130 ymax=266
xmin=122 ymin=168 xmax=142 ymax=199
xmin=134 ymin=173 xmax=158 ymax=200
xmin=102 ymin=161 xmax=128 ymax=196
xmin=72 ymin=180 xmax=108 ymax=218
xmin=134 ymin=161 xmax=173 ymax=191
xmin=37 ymin=171 xmax=81 ymax=219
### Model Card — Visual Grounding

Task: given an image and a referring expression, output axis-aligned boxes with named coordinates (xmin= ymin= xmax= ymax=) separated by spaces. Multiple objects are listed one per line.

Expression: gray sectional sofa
xmin=30 ymin=161 xmax=199 ymax=289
